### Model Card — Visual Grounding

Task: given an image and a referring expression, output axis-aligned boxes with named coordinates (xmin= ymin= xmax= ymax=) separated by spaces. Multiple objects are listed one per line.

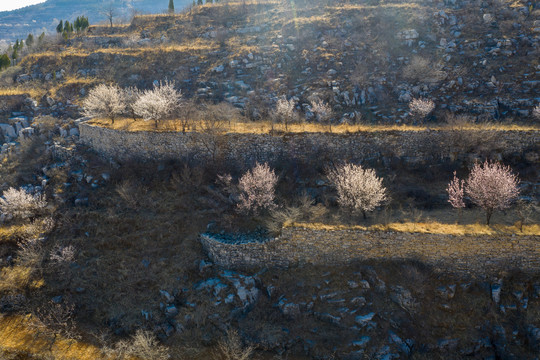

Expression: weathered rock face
xmin=79 ymin=123 xmax=539 ymax=167
xmin=200 ymin=227 xmax=540 ymax=275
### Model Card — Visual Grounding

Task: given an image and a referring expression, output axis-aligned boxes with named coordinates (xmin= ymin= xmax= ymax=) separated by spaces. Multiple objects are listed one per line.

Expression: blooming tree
xmin=274 ymin=98 xmax=297 ymax=130
xmin=133 ymin=81 xmax=181 ymax=128
xmin=0 ymin=187 xmax=47 ymax=221
xmin=327 ymin=163 xmax=386 ymax=219
xmin=237 ymin=162 xmax=278 ymax=215
xmin=409 ymin=98 xmax=435 ymax=122
xmin=447 ymin=171 xmax=465 ymax=223
xmin=83 ymin=84 xmax=125 ymax=124
xmin=465 ymin=160 xmax=520 ymax=225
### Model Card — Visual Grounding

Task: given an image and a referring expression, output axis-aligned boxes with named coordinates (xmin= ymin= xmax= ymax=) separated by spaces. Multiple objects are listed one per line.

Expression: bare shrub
xmin=409 ymin=98 xmax=435 ymax=122
xmin=515 ymin=200 xmax=538 ymax=232
xmin=116 ymin=180 xmax=148 ymax=209
xmin=16 ymin=238 xmax=45 ymax=269
xmin=176 ymin=99 xmax=198 ymax=133
xmin=133 ymin=81 xmax=182 ymax=128
xmin=83 ymin=84 xmax=125 ymax=124
xmin=265 ymin=193 xmax=327 ymax=234
xmin=49 ymin=244 xmax=76 ymax=280
xmin=0 ymin=187 xmax=47 ymax=221
xmin=274 ymin=98 xmax=297 ymax=130
xmin=206 ymin=102 xmax=242 ymax=129
xmin=445 ymin=113 xmax=474 ymax=129
xmin=237 ymin=162 xmax=278 ymax=215
xmin=310 ymin=99 xmax=333 ymax=129
xmin=403 ymin=56 xmax=445 ymax=84
xmin=33 ymin=299 xmax=79 ymax=340
xmin=465 ymin=160 xmax=520 ymax=225
xmin=327 ymin=163 xmax=387 ymax=219
xmin=114 ymin=330 xmax=169 ymax=360
xmin=214 ymin=329 xmax=255 ymax=360
xmin=196 ymin=106 xmax=228 ymax=162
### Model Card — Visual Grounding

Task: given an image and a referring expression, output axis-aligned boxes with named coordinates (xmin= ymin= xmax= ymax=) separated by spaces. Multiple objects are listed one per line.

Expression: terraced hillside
xmin=6 ymin=0 xmax=540 ymax=125
xmin=0 ymin=0 xmax=192 ymax=43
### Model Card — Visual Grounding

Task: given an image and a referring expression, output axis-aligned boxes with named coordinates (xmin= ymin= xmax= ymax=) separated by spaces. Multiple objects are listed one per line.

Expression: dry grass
xmin=0 ymin=266 xmax=44 ymax=293
xmin=292 ymin=221 xmax=540 ymax=236
xmin=0 ymin=315 xmax=106 ymax=360
xmin=89 ymin=117 xmax=540 ymax=134
xmin=0 ymin=87 xmax=46 ymax=99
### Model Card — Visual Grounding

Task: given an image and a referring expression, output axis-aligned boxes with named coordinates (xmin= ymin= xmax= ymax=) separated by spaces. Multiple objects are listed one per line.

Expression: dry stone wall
xmin=201 ymin=227 xmax=540 ymax=274
xmin=79 ymin=123 xmax=539 ymax=166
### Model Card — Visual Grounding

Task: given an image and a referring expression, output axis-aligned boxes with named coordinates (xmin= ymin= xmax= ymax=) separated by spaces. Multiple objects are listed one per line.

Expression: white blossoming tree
xmin=133 ymin=81 xmax=182 ymax=128
xmin=327 ymin=163 xmax=387 ymax=219
xmin=446 ymin=171 xmax=465 ymax=223
xmin=83 ymin=84 xmax=125 ymax=124
xmin=274 ymin=98 xmax=297 ymax=131
xmin=0 ymin=187 xmax=47 ymax=221
xmin=237 ymin=162 xmax=278 ymax=215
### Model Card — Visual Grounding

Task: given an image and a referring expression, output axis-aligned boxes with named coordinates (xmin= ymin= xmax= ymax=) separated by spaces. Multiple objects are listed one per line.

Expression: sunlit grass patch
xmin=0 ymin=315 xmax=106 ymax=360
xmin=89 ymin=117 xmax=540 ymax=134
xmin=292 ymin=222 xmax=540 ymax=236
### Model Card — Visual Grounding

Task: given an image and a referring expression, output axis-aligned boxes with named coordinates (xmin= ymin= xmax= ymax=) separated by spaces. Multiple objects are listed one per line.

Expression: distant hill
xmin=0 ymin=0 xmax=190 ymax=43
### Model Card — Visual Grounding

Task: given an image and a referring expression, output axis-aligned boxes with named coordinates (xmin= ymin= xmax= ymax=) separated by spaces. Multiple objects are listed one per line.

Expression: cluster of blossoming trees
xmin=233 ymin=160 xmax=521 ymax=226
xmin=82 ymin=82 xmax=181 ymax=128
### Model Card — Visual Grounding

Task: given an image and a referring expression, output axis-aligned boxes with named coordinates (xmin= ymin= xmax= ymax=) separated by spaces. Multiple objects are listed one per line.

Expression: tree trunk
xmin=362 ymin=210 xmax=367 ymax=220
xmin=486 ymin=209 xmax=493 ymax=225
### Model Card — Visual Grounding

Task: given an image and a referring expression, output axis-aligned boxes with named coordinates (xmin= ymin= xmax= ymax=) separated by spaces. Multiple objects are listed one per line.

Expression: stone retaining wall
xmin=78 ymin=123 xmax=539 ymax=165
xmin=201 ymin=227 xmax=540 ymax=274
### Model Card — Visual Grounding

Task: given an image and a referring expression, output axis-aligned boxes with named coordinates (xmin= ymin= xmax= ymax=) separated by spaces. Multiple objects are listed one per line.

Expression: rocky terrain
xmin=0 ymin=0 xmax=538 ymax=359
xmin=5 ymin=0 xmax=539 ymax=126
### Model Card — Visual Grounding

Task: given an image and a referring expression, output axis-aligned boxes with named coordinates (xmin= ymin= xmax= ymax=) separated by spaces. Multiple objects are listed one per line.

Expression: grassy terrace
xmin=291 ymin=222 xmax=540 ymax=236
xmin=88 ymin=117 xmax=540 ymax=134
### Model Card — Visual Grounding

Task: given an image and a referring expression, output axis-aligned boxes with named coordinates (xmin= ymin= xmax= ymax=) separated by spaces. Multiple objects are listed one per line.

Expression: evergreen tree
xmin=11 ymin=47 xmax=18 ymax=64
xmin=197 ymin=0 xmax=203 ymax=5
xmin=14 ymin=39 xmax=19 ymax=50
xmin=38 ymin=32 xmax=45 ymax=44
xmin=206 ymin=0 xmax=213 ymax=3
xmin=64 ymin=21 xmax=71 ymax=33
xmin=56 ymin=20 xmax=63 ymax=33
xmin=168 ymin=0 xmax=175 ymax=13
xmin=0 ymin=54 xmax=10 ymax=70
xmin=80 ymin=16 xmax=89 ymax=31
xmin=26 ymin=34 xmax=34 ymax=47
xmin=74 ymin=17 xmax=81 ymax=32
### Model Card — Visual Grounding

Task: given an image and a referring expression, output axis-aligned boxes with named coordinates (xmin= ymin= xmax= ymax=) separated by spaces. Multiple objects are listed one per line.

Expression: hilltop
xmin=0 ymin=0 xmax=191 ymax=43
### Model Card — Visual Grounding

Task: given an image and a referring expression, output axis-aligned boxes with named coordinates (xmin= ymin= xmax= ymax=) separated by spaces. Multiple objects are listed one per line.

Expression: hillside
xmin=0 ymin=0 xmax=191 ymax=43
xmin=0 ymin=0 xmax=539 ymax=359
xmin=5 ymin=0 xmax=539 ymax=126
